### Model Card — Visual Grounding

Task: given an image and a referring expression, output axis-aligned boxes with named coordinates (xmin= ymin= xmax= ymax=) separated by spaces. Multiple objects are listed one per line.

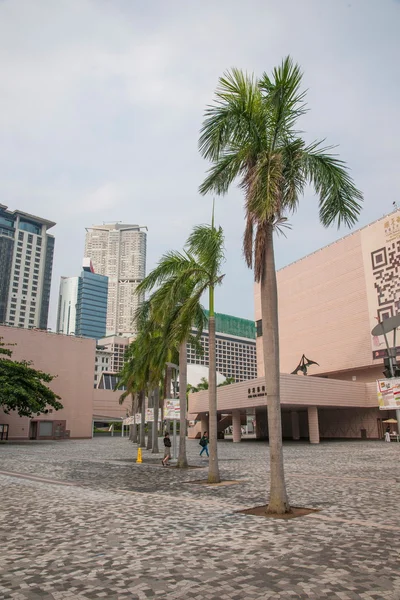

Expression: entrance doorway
xmin=29 ymin=421 xmax=38 ymax=440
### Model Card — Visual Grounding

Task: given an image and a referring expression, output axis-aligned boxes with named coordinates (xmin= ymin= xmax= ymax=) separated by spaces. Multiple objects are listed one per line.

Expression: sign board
xmin=164 ymin=399 xmax=180 ymax=420
xmin=145 ymin=408 xmax=161 ymax=423
xmin=123 ymin=414 xmax=141 ymax=425
xmin=377 ymin=378 xmax=400 ymax=410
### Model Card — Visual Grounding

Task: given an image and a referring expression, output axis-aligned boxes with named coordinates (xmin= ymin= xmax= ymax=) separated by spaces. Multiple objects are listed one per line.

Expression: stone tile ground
xmin=0 ymin=438 xmax=399 ymax=599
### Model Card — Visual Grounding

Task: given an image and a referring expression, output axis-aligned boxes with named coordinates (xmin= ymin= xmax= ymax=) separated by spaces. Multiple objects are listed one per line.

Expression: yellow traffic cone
xmin=136 ymin=447 xmax=142 ymax=464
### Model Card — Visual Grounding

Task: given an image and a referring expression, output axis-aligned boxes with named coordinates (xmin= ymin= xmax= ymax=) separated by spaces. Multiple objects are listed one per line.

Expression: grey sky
xmin=0 ymin=0 xmax=399 ymax=328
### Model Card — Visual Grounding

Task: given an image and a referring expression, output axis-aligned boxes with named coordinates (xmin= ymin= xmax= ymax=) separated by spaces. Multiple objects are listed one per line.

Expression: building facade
xmin=255 ymin=208 xmax=400 ymax=383
xmin=56 ymin=276 xmax=79 ymax=335
xmin=56 ymin=259 xmax=108 ymax=340
xmin=94 ymin=345 xmax=112 ymax=388
xmin=84 ymin=223 xmax=147 ymax=335
xmin=0 ymin=204 xmax=55 ymax=330
xmin=188 ymin=311 xmax=257 ymax=382
xmin=189 ymin=211 xmax=400 ymax=443
xmin=96 ymin=335 xmax=130 ymax=373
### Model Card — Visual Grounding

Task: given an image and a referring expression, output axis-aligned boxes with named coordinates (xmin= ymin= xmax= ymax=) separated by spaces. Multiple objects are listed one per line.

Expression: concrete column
xmin=396 ymin=410 xmax=400 ymax=434
xmin=255 ymin=407 xmax=268 ymax=440
xmin=200 ymin=414 xmax=209 ymax=436
xmin=307 ymin=406 xmax=320 ymax=444
xmin=232 ymin=410 xmax=241 ymax=443
xmin=291 ymin=411 xmax=300 ymax=441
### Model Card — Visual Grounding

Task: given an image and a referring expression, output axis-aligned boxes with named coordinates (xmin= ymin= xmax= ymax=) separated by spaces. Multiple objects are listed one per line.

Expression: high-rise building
xmin=0 ymin=204 xmax=55 ymax=330
xmin=56 ymin=259 xmax=108 ymax=340
xmin=188 ymin=311 xmax=257 ymax=382
xmin=84 ymin=223 xmax=147 ymax=335
xmin=56 ymin=276 xmax=79 ymax=335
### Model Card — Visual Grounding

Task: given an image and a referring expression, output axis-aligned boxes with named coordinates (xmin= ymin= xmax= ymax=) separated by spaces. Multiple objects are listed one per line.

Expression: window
xmin=36 ymin=237 xmax=42 ymax=246
xmin=38 ymin=421 xmax=53 ymax=436
xmin=28 ymin=234 xmax=33 ymax=243
xmin=19 ymin=220 xmax=41 ymax=235
xmin=18 ymin=232 xmax=24 ymax=241
xmin=21 ymin=300 xmax=26 ymax=305
xmin=29 ymin=319 xmax=34 ymax=325
xmin=10 ymin=310 xmax=15 ymax=315
xmin=16 ymin=252 xmax=21 ymax=258
xmin=35 ymin=251 xmax=41 ymax=258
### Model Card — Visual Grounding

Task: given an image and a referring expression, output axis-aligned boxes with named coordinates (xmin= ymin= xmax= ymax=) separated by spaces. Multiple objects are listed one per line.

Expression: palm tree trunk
xmin=132 ymin=394 xmax=138 ymax=443
xmin=208 ymin=286 xmax=220 ymax=483
xmin=261 ymin=222 xmax=290 ymax=514
xmin=139 ymin=390 xmax=146 ymax=447
xmin=177 ymin=340 xmax=188 ymax=468
xmin=152 ymin=387 xmax=160 ymax=453
xmin=147 ymin=420 xmax=152 ymax=449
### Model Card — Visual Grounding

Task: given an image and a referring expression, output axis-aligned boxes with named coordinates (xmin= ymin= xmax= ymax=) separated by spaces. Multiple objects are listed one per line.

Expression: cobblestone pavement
xmin=0 ymin=438 xmax=399 ymax=599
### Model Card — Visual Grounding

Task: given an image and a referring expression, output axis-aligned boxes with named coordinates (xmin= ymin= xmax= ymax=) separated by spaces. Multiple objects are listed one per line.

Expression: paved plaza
xmin=0 ymin=437 xmax=399 ymax=599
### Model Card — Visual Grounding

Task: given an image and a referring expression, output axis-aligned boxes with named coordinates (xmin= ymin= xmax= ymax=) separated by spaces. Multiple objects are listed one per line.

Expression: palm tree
xmin=199 ymin=57 xmax=363 ymax=512
xmin=137 ymin=221 xmax=225 ymax=481
xmin=115 ymin=344 xmax=138 ymax=442
xmin=137 ymin=256 xmax=207 ymax=469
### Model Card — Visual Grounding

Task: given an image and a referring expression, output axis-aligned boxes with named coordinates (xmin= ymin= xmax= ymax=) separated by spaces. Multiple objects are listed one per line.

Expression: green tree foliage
xmin=0 ymin=338 xmax=62 ymax=417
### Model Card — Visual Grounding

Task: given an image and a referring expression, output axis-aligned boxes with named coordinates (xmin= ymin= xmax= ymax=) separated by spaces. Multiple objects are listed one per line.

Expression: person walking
xmin=162 ymin=431 xmax=172 ymax=466
xmin=199 ymin=431 xmax=209 ymax=457
xmin=384 ymin=425 xmax=391 ymax=443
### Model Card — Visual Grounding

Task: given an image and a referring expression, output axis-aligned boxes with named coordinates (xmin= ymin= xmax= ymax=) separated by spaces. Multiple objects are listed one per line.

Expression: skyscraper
xmin=56 ymin=259 xmax=108 ymax=340
xmin=0 ymin=204 xmax=55 ymax=329
xmin=84 ymin=223 xmax=147 ymax=335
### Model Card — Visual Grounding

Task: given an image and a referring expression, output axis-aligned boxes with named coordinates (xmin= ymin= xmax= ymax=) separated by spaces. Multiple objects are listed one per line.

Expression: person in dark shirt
xmin=199 ymin=431 xmax=209 ymax=457
xmin=162 ymin=431 xmax=172 ymax=466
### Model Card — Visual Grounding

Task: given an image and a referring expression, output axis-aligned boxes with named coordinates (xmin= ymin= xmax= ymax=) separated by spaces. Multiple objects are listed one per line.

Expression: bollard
xmin=136 ymin=447 xmax=142 ymax=464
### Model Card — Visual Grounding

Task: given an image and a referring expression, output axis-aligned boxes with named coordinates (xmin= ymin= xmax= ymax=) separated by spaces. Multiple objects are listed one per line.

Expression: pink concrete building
xmin=190 ymin=211 xmax=400 ymax=442
xmin=0 ymin=325 xmax=127 ymax=439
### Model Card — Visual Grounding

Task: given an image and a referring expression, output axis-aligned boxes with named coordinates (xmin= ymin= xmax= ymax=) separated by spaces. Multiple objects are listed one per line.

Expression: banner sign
xmin=123 ymin=414 xmax=141 ymax=425
xmin=164 ymin=399 xmax=180 ymax=420
xmin=145 ymin=408 xmax=161 ymax=423
xmin=377 ymin=378 xmax=400 ymax=410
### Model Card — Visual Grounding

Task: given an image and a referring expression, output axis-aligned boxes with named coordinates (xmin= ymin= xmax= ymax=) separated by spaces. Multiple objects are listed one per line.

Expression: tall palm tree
xmin=137 ymin=221 xmax=225 ymax=481
xmin=199 ymin=57 xmax=363 ymax=512
xmin=115 ymin=344 xmax=138 ymax=442
xmin=138 ymin=256 xmax=207 ymax=469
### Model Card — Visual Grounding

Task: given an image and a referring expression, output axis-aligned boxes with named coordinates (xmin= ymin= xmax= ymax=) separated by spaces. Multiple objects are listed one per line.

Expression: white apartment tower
xmin=84 ymin=223 xmax=147 ymax=335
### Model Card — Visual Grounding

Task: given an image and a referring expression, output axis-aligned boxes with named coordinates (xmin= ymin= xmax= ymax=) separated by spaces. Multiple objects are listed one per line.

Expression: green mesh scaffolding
xmin=203 ymin=310 xmax=255 ymax=340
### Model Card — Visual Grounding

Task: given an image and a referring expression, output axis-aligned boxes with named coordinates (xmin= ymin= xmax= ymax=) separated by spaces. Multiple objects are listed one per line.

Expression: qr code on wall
xmin=371 ymin=241 xmax=400 ymax=321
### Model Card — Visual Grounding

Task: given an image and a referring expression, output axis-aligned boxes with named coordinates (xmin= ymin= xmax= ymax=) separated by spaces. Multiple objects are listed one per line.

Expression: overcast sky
xmin=0 ymin=0 xmax=399 ymax=329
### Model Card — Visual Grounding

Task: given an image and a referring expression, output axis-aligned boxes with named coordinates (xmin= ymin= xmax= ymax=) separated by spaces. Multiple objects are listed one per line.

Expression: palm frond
xmin=302 ymin=142 xmax=363 ymax=227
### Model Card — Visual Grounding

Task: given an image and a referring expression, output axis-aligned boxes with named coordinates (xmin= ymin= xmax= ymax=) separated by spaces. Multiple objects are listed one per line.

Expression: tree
xmin=0 ymin=338 xmax=62 ymax=417
xmin=187 ymin=376 xmax=236 ymax=393
xmin=137 ymin=254 xmax=207 ymax=469
xmin=199 ymin=57 xmax=362 ymax=512
xmin=137 ymin=220 xmax=225 ymax=481
xmin=116 ymin=343 xmax=141 ymax=443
